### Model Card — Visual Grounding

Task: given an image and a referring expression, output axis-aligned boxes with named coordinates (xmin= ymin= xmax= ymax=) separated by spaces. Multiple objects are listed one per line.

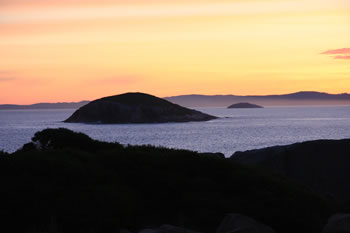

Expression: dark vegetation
xmin=0 ymin=128 xmax=330 ymax=233
xmin=64 ymin=92 xmax=216 ymax=123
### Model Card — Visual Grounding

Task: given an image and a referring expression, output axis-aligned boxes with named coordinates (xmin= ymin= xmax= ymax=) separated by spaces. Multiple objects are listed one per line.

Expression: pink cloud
xmin=321 ymin=48 xmax=350 ymax=55
xmin=334 ymin=56 xmax=350 ymax=60
xmin=321 ymin=48 xmax=350 ymax=60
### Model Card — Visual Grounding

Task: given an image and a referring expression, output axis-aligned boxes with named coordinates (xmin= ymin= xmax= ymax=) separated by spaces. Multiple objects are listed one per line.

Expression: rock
xmin=139 ymin=225 xmax=202 ymax=233
xmin=139 ymin=229 xmax=157 ymax=233
xmin=216 ymin=214 xmax=276 ymax=233
xmin=120 ymin=230 xmax=134 ymax=233
xmin=65 ymin=92 xmax=217 ymax=124
xmin=158 ymin=225 xmax=203 ymax=233
xmin=322 ymin=213 xmax=350 ymax=233
xmin=227 ymin=103 xmax=263 ymax=109
xmin=230 ymin=139 xmax=350 ymax=203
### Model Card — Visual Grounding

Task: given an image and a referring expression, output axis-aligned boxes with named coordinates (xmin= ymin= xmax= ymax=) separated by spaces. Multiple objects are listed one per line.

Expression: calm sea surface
xmin=1 ymin=106 xmax=350 ymax=156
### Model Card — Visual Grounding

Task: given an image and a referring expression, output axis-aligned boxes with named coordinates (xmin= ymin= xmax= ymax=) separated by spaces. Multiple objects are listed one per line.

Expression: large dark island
xmin=64 ymin=92 xmax=217 ymax=124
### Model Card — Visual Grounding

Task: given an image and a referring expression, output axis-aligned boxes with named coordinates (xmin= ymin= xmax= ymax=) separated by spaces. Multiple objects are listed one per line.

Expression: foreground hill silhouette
xmin=227 ymin=102 xmax=263 ymax=108
xmin=0 ymin=128 xmax=329 ymax=233
xmin=231 ymin=139 xmax=350 ymax=204
xmin=65 ymin=92 xmax=216 ymax=123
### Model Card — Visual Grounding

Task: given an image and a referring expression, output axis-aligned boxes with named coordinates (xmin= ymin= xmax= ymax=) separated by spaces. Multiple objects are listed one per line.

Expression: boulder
xmin=322 ymin=213 xmax=350 ymax=233
xmin=120 ymin=230 xmax=134 ymax=233
xmin=139 ymin=229 xmax=157 ymax=233
xmin=216 ymin=214 xmax=275 ymax=233
xmin=231 ymin=139 xmax=350 ymax=203
xmin=139 ymin=225 xmax=202 ymax=233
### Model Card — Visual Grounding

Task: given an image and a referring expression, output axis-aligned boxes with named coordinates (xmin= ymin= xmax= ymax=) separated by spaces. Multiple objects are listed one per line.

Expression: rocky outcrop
xmin=120 ymin=230 xmax=134 ymax=233
xmin=216 ymin=214 xmax=276 ymax=233
xmin=230 ymin=139 xmax=350 ymax=203
xmin=322 ymin=213 xmax=350 ymax=233
xmin=65 ymin=92 xmax=217 ymax=124
xmin=227 ymin=103 xmax=263 ymax=108
xmin=139 ymin=225 xmax=202 ymax=233
xmin=137 ymin=216 xmax=276 ymax=233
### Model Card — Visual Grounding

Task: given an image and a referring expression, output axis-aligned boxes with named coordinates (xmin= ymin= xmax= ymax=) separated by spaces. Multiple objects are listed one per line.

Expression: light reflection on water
xmin=1 ymin=106 xmax=350 ymax=156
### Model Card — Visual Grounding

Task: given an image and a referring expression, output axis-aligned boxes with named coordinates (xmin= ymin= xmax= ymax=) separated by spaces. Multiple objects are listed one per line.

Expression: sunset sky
xmin=1 ymin=0 xmax=349 ymax=104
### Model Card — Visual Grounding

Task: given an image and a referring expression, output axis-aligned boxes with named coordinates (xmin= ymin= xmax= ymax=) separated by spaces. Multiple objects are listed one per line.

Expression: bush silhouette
xmin=0 ymin=128 xmax=330 ymax=233
xmin=29 ymin=128 xmax=123 ymax=151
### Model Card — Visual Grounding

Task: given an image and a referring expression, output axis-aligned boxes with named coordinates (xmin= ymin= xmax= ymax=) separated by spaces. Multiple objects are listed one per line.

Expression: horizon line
xmin=2 ymin=90 xmax=350 ymax=105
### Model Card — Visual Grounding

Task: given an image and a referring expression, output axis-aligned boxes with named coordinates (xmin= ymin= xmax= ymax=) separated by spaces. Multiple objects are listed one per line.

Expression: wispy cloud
xmin=334 ymin=56 xmax=350 ymax=60
xmin=0 ymin=77 xmax=15 ymax=82
xmin=322 ymin=48 xmax=350 ymax=55
xmin=321 ymin=48 xmax=350 ymax=60
xmin=0 ymin=70 xmax=16 ymax=82
xmin=0 ymin=70 xmax=12 ymax=74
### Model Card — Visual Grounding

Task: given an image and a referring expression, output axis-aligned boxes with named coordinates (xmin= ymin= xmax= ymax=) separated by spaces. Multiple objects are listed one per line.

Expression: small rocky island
xmin=227 ymin=102 xmax=263 ymax=109
xmin=64 ymin=92 xmax=217 ymax=124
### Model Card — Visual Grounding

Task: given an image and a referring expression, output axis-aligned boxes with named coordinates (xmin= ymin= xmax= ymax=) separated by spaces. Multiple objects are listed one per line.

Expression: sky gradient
xmin=1 ymin=0 xmax=349 ymax=104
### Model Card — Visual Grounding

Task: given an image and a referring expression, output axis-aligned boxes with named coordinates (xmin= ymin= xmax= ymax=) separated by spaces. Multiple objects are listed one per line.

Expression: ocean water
xmin=1 ymin=106 xmax=350 ymax=156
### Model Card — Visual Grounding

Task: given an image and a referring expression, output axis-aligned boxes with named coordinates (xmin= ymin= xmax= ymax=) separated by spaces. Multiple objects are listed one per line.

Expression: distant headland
xmin=64 ymin=92 xmax=217 ymax=124
xmin=1 ymin=91 xmax=350 ymax=109
xmin=227 ymin=102 xmax=263 ymax=109
xmin=0 ymin=101 xmax=89 ymax=110
xmin=165 ymin=91 xmax=350 ymax=107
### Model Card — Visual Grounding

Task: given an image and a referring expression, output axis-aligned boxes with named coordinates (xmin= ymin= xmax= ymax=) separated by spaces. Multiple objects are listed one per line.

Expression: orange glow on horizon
xmin=1 ymin=0 xmax=349 ymax=104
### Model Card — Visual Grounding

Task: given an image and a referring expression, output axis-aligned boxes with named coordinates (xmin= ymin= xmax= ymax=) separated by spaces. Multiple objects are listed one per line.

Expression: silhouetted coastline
xmin=2 ymin=91 xmax=350 ymax=110
xmin=2 ymin=128 xmax=350 ymax=233
xmin=0 ymin=101 xmax=89 ymax=110
xmin=165 ymin=91 xmax=350 ymax=107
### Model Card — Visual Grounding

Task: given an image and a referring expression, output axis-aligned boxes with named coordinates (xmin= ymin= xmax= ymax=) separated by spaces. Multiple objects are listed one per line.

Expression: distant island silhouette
xmin=165 ymin=91 xmax=350 ymax=107
xmin=227 ymin=102 xmax=263 ymax=109
xmin=2 ymin=91 xmax=350 ymax=109
xmin=64 ymin=92 xmax=217 ymax=124
xmin=0 ymin=101 xmax=89 ymax=110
